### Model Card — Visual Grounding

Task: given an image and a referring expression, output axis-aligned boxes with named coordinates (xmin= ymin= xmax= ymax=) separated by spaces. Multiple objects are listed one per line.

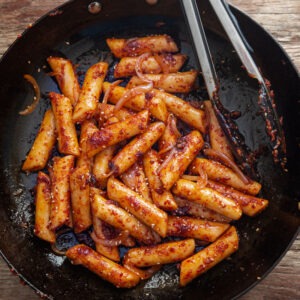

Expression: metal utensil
xmin=180 ymin=0 xmax=286 ymax=169
xmin=180 ymin=0 xmax=254 ymax=171
xmin=180 ymin=0 xmax=218 ymax=99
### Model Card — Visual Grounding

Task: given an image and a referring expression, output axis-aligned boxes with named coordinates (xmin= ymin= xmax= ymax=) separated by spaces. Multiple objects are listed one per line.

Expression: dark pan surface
xmin=0 ymin=0 xmax=299 ymax=299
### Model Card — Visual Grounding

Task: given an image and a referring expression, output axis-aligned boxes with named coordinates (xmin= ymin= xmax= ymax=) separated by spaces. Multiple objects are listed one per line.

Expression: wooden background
xmin=0 ymin=0 xmax=299 ymax=299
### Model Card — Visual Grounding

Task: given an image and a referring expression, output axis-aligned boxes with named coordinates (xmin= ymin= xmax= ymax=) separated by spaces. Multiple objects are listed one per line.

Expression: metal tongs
xmin=181 ymin=0 xmax=286 ymax=171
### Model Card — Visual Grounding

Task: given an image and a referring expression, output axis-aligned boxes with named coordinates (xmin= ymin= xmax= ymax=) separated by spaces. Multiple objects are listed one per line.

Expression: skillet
xmin=0 ymin=0 xmax=299 ymax=299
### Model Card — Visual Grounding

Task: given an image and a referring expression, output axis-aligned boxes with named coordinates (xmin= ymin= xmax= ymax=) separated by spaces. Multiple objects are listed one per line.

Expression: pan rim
xmin=0 ymin=0 xmax=299 ymax=299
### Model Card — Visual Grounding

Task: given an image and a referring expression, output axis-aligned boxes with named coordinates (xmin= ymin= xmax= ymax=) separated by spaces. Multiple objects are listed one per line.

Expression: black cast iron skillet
xmin=0 ymin=0 xmax=299 ymax=299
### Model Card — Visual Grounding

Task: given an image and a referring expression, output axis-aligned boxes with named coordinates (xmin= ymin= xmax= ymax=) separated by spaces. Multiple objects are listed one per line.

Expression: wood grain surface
xmin=0 ymin=0 xmax=299 ymax=299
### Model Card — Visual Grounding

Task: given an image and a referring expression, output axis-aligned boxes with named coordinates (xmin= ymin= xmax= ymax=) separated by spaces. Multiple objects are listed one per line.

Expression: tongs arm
xmin=209 ymin=0 xmax=286 ymax=167
xmin=209 ymin=0 xmax=262 ymax=81
xmin=180 ymin=0 xmax=218 ymax=100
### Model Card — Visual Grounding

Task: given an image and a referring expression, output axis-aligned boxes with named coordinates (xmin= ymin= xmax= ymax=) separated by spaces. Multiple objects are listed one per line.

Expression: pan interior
xmin=0 ymin=1 xmax=299 ymax=299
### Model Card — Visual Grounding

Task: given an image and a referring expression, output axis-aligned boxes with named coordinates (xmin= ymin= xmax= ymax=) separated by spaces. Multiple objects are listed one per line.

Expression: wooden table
xmin=0 ymin=0 xmax=299 ymax=299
